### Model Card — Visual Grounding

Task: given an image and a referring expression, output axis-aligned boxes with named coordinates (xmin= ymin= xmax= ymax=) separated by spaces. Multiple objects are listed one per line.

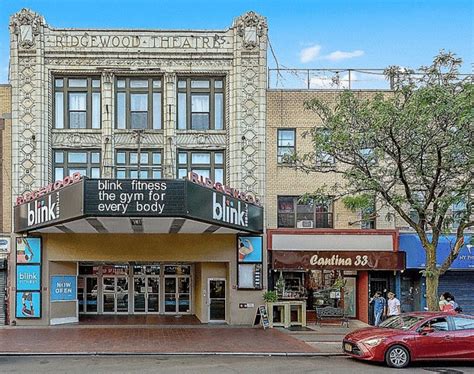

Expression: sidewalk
xmin=0 ymin=321 xmax=367 ymax=356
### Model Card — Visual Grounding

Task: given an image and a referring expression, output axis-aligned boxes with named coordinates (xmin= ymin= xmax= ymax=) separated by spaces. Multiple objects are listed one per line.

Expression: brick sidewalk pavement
xmin=0 ymin=327 xmax=319 ymax=355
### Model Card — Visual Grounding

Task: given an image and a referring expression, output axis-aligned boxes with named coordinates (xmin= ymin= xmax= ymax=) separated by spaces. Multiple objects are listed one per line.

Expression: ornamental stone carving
xmin=44 ymin=57 xmax=232 ymax=68
xmin=235 ymin=11 xmax=267 ymax=50
xmin=52 ymin=132 xmax=102 ymax=147
xmin=10 ymin=8 xmax=43 ymax=49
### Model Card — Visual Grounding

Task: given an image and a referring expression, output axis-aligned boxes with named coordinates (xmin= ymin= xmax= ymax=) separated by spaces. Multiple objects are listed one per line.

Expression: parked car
xmin=343 ymin=312 xmax=474 ymax=368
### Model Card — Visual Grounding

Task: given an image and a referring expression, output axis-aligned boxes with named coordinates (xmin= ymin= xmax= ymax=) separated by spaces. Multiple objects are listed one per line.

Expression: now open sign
xmin=50 ymin=276 xmax=77 ymax=302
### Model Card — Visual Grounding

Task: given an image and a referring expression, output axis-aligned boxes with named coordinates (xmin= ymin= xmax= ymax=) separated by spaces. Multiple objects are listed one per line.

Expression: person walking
xmin=370 ymin=291 xmax=386 ymax=326
xmin=386 ymin=292 xmax=401 ymax=317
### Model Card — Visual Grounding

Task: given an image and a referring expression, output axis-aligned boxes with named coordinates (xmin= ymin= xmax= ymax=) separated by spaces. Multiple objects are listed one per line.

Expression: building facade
xmin=9 ymin=8 xmax=267 ymax=326
xmin=0 ymin=84 xmax=12 ymax=325
xmin=265 ymin=90 xmax=404 ymax=323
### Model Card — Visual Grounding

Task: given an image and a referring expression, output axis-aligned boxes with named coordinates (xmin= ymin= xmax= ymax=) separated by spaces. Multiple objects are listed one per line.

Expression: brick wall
xmin=265 ymin=90 xmax=396 ymax=230
xmin=0 ymin=85 xmax=12 ymax=233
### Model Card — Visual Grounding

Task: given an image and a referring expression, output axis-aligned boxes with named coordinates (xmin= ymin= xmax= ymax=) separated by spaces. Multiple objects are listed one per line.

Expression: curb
xmin=0 ymin=351 xmax=346 ymax=357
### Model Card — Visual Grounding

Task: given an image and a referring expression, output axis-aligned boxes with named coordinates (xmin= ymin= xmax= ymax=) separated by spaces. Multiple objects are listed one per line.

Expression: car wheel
xmin=385 ymin=345 xmax=410 ymax=368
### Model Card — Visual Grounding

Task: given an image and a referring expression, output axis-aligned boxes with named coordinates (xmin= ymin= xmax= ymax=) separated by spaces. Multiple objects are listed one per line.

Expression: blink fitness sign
xmin=15 ymin=176 xmax=263 ymax=234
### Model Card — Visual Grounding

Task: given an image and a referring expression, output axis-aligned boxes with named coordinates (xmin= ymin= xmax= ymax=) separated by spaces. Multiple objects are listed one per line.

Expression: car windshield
xmin=379 ymin=315 xmax=425 ymax=330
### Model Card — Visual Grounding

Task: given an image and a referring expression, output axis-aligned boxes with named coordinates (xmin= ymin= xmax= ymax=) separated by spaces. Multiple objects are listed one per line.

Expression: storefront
xmin=267 ymin=230 xmax=404 ymax=323
xmin=12 ymin=175 xmax=264 ymax=325
xmin=399 ymin=233 xmax=474 ymax=314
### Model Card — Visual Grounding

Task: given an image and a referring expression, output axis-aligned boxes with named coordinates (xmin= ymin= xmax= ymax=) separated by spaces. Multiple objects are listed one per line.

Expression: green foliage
xmin=293 ymin=51 xmax=474 ymax=310
xmin=263 ymin=290 xmax=278 ymax=303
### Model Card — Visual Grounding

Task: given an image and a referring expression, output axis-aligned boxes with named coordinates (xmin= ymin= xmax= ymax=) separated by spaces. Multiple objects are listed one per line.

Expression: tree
xmin=290 ymin=52 xmax=473 ymax=311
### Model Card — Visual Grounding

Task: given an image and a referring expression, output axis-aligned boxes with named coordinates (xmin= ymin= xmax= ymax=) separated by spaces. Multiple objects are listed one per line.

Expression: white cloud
xmin=300 ymin=44 xmax=322 ymax=63
xmin=322 ymin=50 xmax=364 ymax=61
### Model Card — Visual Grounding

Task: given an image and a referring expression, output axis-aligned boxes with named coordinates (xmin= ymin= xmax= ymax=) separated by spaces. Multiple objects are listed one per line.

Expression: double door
xmin=103 ymin=276 xmax=129 ymax=314
xmin=164 ymin=276 xmax=190 ymax=314
xmin=133 ymin=276 xmax=160 ymax=313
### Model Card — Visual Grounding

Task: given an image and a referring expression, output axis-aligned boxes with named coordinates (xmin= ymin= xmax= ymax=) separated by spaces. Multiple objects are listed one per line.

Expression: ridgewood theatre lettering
xmin=51 ymin=34 xmax=228 ymax=49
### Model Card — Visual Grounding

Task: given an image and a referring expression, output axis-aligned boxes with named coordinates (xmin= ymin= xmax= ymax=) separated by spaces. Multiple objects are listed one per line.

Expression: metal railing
xmin=268 ymin=68 xmax=391 ymax=90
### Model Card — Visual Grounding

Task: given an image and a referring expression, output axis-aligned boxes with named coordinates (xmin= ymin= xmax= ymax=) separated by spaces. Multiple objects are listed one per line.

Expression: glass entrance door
xmin=164 ymin=276 xmax=191 ymax=314
xmin=78 ymin=276 xmax=98 ymax=314
xmin=103 ymin=276 xmax=129 ymax=314
xmin=147 ymin=277 xmax=159 ymax=313
xmin=164 ymin=277 xmax=177 ymax=313
xmin=208 ymin=279 xmax=226 ymax=322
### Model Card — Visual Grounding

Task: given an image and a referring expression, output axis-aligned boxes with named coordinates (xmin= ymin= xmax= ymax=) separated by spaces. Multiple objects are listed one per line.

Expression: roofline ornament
xmin=10 ymin=8 xmax=43 ymax=49
xmin=235 ymin=11 xmax=267 ymax=50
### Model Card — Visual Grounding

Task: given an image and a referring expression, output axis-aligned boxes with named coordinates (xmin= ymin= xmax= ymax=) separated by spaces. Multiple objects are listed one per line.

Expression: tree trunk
xmin=425 ymin=244 xmax=440 ymax=311
xmin=425 ymin=272 xmax=440 ymax=311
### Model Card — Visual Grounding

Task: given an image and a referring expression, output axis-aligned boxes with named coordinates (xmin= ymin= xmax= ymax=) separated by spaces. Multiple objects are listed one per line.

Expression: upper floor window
xmin=177 ymin=150 xmax=224 ymax=183
xmin=177 ymin=78 xmax=224 ymax=130
xmin=316 ymin=129 xmax=335 ymax=165
xmin=277 ymin=196 xmax=333 ymax=229
xmin=277 ymin=129 xmax=295 ymax=163
xmin=361 ymin=205 xmax=376 ymax=229
xmin=54 ymin=77 xmax=101 ymax=129
xmin=451 ymin=199 xmax=466 ymax=229
xmin=53 ymin=149 xmax=101 ymax=180
xmin=116 ymin=149 xmax=162 ymax=179
xmin=116 ymin=78 xmax=162 ymax=130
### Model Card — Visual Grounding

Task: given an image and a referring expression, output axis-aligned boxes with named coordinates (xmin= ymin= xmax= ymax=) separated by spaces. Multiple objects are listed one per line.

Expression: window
xmin=115 ymin=78 xmax=162 ymax=129
xmin=53 ymin=150 xmax=101 ymax=180
xmin=451 ymin=199 xmax=466 ymax=229
xmin=419 ymin=317 xmax=449 ymax=332
xmin=277 ymin=196 xmax=333 ymax=228
xmin=277 ymin=129 xmax=295 ymax=163
xmin=316 ymin=129 xmax=335 ymax=165
xmin=115 ymin=149 xmax=163 ymax=179
xmin=177 ymin=78 xmax=224 ymax=130
xmin=453 ymin=317 xmax=474 ymax=330
xmin=177 ymin=150 xmax=224 ymax=183
xmin=54 ymin=77 xmax=101 ymax=129
xmin=408 ymin=191 xmax=425 ymax=224
xmin=361 ymin=203 xmax=376 ymax=229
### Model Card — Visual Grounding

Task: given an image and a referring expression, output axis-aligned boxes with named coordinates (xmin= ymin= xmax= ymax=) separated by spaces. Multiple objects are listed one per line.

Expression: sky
xmin=0 ymin=0 xmax=472 ymax=85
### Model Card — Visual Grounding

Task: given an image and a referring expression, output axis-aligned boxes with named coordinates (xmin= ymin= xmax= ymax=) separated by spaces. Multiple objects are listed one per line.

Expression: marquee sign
xmin=14 ymin=178 xmax=263 ymax=234
xmin=272 ymin=250 xmax=405 ymax=271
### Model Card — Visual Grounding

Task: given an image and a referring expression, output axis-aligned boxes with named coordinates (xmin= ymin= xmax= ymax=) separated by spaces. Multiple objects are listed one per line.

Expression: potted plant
xmin=263 ymin=290 xmax=278 ymax=303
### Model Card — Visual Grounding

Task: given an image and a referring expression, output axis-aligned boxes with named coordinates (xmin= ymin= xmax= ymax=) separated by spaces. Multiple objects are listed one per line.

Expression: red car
xmin=343 ymin=312 xmax=474 ymax=368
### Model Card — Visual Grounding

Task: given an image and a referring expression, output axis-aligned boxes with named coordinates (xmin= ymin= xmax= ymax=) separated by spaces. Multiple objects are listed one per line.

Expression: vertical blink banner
xmin=16 ymin=237 xmax=42 ymax=318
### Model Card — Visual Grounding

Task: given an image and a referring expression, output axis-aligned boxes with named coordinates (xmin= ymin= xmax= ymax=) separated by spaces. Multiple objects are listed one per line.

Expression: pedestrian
xmin=439 ymin=292 xmax=455 ymax=312
xmin=443 ymin=292 xmax=462 ymax=313
xmin=386 ymin=292 xmax=401 ymax=317
xmin=369 ymin=291 xmax=386 ymax=326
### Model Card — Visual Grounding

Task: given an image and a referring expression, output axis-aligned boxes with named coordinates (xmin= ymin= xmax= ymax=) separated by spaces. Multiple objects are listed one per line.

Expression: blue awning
xmin=399 ymin=233 xmax=474 ymax=269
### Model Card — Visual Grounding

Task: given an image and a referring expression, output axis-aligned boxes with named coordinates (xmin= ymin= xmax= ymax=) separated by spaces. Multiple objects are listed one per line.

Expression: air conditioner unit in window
xmin=297 ymin=220 xmax=314 ymax=228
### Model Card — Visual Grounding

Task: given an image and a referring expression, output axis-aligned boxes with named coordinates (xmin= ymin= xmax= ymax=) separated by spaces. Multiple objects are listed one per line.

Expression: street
xmin=0 ymin=355 xmax=472 ymax=374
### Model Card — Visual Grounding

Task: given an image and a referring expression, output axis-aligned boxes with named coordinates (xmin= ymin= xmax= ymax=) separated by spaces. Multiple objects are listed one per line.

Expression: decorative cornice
xmin=235 ymin=11 xmax=267 ymax=50
xmin=10 ymin=8 xmax=43 ymax=49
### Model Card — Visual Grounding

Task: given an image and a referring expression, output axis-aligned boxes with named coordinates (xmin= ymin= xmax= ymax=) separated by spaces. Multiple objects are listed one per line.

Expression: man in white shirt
xmin=386 ymin=292 xmax=401 ymax=317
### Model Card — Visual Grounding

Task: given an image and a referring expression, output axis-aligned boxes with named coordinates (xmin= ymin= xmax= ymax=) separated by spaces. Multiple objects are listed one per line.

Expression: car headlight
xmin=363 ymin=338 xmax=385 ymax=347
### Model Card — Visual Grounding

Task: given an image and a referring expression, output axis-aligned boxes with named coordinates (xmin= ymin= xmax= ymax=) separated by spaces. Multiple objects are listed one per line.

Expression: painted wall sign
xmin=272 ymin=250 xmax=405 ymax=271
xmin=50 ymin=276 xmax=77 ymax=302
xmin=16 ymin=291 xmax=41 ymax=318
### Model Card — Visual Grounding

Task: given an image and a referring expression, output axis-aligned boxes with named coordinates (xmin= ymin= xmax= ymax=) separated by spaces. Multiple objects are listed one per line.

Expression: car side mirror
xmin=420 ymin=326 xmax=434 ymax=335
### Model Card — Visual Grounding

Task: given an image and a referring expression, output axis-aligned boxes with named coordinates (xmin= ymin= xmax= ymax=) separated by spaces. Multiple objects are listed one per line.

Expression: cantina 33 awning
xmin=14 ymin=177 xmax=263 ymax=235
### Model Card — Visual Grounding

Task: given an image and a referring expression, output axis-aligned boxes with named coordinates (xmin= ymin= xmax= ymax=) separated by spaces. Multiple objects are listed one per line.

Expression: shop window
xmin=115 ymin=149 xmax=162 ymax=179
xmin=177 ymin=77 xmax=224 ymax=130
xmin=177 ymin=149 xmax=224 ymax=183
xmin=277 ymin=129 xmax=295 ymax=164
xmin=115 ymin=78 xmax=162 ymax=129
xmin=54 ymin=77 xmax=101 ymax=129
xmin=277 ymin=196 xmax=333 ymax=228
xmin=53 ymin=149 xmax=101 ymax=180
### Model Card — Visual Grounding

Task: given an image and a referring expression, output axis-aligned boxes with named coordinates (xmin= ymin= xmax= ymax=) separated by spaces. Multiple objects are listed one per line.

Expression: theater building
xmin=9 ymin=9 xmax=267 ymax=325
xmin=265 ymin=90 xmax=404 ymax=323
